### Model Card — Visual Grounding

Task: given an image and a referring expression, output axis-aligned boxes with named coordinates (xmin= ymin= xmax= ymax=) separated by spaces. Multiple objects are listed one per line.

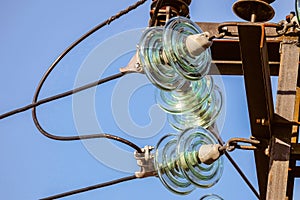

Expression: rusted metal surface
xmin=266 ymin=38 xmax=299 ymax=200
xmin=208 ymin=39 xmax=280 ymax=75
xmin=291 ymin=143 xmax=300 ymax=160
xmin=237 ymin=23 xmax=274 ymax=200
xmin=291 ymin=166 xmax=300 ymax=177
xmin=286 ymin=86 xmax=300 ymax=199
xmin=197 ymin=21 xmax=300 ymax=199
xmin=222 ymin=137 xmax=261 ymax=151
xmin=149 ymin=0 xmax=191 ymax=26
xmin=196 ymin=22 xmax=286 ymax=41
xmin=232 ymin=0 xmax=275 ymax=22
xmin=196 ymin=22 xmax=287 ymax=76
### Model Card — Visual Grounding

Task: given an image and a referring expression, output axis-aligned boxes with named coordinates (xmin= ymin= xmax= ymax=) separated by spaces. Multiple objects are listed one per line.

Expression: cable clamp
xmin=198 ymin=144 xmax=222 ymax=165
xmin=134 ymin=145 xmax=156 ymax=178
xmin=120 ymin=52 xmax=144 ymax=74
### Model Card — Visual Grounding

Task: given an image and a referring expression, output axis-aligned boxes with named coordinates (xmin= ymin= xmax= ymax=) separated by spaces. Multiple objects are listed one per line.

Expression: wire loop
xmin=220 ymin=138 xmax=260 ymax=152
xmin=217 ymin=22 xmax=286 ymax=38
xmin=41 ymin=175 xmax=139 ymax=200
xmin=0 ymin=0 xmax=148 ymax=121
xmin=29 ymin=0 xmax=147 ymax=147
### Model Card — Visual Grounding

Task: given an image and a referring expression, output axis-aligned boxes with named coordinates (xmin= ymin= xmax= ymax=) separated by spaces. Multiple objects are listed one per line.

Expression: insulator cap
xmin=163 ymin=17 xmax=212 ymax=80
xmin=232 ymin=0 xmax=275 ymax=22
xmin=185 ymin=32 xmax=212 ymax=57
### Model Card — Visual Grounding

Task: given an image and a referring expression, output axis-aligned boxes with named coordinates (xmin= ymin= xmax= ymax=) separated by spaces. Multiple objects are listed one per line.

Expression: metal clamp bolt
xmin=134 ymin=145 xmax=156 ymax=178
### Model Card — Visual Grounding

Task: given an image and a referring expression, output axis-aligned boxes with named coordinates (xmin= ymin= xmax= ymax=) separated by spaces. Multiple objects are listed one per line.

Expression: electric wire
xmin=29 ymin=72 xmax=143 ymax=153
xmin=224 ymin=152 xmax=260 ymax=199
xmin=0 ymin=0 xmax=270 ymax=197
xmin=30 ymin=0 xmax=148 ymax=149
xmin=147 ymin=1 xmax=260 ymax=197
xmin=0 ymin=0 xmax=146 ymax=153
xmin=217 ymin=137 xmax=260 ymax=199
xmin=0 ymin=73 xmax=124 ymax=120
xmin=40 ymin=175 xmax=138 ymax=200
xmin=2 ymin=3 xmax=145 ymax=198
xmin=0 ymin=0 xmax=148 ymax=120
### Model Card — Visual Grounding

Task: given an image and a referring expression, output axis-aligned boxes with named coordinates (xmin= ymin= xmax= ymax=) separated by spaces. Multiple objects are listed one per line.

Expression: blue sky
xmin=0 ymin=0 xmax=298 ymax=200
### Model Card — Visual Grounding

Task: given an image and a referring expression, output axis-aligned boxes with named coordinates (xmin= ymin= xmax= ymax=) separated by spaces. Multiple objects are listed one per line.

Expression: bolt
xmin=265 ymin=146 xmax=270 ymax=156
xmin=256 ymin=118 xmax=269 ymax=126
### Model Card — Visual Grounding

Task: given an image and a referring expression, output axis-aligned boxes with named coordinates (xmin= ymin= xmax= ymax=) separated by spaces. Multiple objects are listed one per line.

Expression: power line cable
xmin=0 ymin=0 xmax=146 ymax=153
xmin=0 ymin=0 xmax=264 ymax=197
xmin=29 ymin=72 xmax=145 ymax=154
xmin=30 ymin=0 xmax=148 ymax=146
xmin=149 ymin=4 xmax=257 ymax=198
xmin=0 ymin=0 xmax=148 ymax=120
xmin=224 ymin=151 xmax=260 ymax=199
xmin=40 ymin=175 xmax=139 ymax=200
xmin=0 ymin=73 xmax=124 ymax=120
xmin=216 ymin=136 xmax=260 ymax=199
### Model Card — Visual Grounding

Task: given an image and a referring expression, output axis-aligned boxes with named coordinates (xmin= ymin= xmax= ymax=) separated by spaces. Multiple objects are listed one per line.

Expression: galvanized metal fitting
xmin=134 ymin=145 xmax=156 ymax=178
xmin=119 ymin=52 xmax=144 ymax=74
xmin=198 ymin=144 xmax=223 ymax=165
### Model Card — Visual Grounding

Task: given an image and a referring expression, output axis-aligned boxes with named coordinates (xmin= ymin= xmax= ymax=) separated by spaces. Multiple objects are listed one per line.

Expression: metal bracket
xmin=119 ymin=52 xmax=144 ymax=74
xmin=134 ymin=145 xmax=156 ymax=178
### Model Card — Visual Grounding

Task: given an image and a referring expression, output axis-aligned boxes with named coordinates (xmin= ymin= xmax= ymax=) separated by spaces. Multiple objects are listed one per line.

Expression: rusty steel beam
xmin=197 ymin=21 xmax=300 ymax=199
xmin=266 ymin=37 xmax=299 ymax=200
xmin=208 ymin=39 xmax=281 ymax=75
xmin=291 ymin=143 xmax=300 ymax=160
xmin=196 ymin=22 xmax=290 ymax=76
xmin=287 ymin=86 xmax=300 ymax=199
xmin=290 ymin=166 xmax=300 ymax=177
xmin=237 ymin=24 xmax=275 ymax=200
